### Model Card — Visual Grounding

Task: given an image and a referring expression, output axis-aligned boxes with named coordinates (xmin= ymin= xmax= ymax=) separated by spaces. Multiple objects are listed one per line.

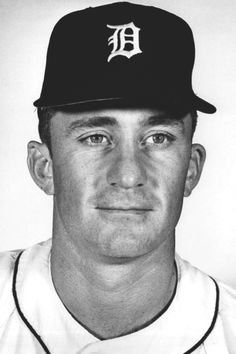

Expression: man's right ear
xmin=27 ymin=141 xmax=54 ymax=195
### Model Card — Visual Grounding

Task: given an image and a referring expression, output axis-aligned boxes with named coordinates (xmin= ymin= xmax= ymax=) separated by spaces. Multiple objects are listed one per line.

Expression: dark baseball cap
xmin=33 ymin=2 xmax=216 ymax=114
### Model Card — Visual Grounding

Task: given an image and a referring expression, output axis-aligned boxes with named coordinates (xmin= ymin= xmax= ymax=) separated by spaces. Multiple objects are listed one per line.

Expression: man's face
xmin=49 ymin=108 xmax=196 ymax=259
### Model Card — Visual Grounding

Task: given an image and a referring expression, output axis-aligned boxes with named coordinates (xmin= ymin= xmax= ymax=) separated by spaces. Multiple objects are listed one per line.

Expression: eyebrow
xmin=66 ymin=116 xmax=118 ymax=134
xmin=142 ymin=114 xmax=184 ymax=129
xmin=66 ymin=112 xmax=185 ymax=135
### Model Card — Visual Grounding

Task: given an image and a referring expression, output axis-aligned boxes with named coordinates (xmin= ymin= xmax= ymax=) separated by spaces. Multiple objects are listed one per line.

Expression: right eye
xmin=80 ymin=134 xmax=110 ymax=146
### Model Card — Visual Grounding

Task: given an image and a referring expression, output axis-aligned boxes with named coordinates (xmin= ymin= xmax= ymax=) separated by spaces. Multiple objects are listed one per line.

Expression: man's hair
xmin=38 ymin=108 xmax=54 ymax=153
xmin=37 ymin=107 xmax=198 ymax=155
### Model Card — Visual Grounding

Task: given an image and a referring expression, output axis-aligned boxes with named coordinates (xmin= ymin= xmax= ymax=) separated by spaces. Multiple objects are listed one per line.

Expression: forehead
xmin=50 ymin=107 xmax=192 ymax=133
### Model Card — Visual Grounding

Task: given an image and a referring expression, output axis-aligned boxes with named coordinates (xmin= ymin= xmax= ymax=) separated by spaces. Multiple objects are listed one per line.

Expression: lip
xmin=96 ymin=207 xmax=153 ymax=214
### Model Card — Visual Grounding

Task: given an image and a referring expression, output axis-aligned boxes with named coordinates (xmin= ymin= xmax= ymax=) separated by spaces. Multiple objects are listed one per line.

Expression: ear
xmin=184 ymin=143 xmax=206 ymax=197
xmin=27 ymin=141 xmax=54 ymax=195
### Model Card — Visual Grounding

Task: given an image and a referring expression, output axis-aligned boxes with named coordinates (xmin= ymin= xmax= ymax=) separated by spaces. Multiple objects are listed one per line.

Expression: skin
xmin=27 ymin=107 xmax=205 ymax=339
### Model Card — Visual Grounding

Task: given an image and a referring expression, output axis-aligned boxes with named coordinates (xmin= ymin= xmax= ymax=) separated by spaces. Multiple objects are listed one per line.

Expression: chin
xmin=98 ymin=231 xmax=159 ymax=261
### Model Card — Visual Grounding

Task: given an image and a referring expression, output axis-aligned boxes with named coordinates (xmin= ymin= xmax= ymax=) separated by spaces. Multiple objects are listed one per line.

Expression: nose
xmin=107 ymin=145 xmax=147 ymax=189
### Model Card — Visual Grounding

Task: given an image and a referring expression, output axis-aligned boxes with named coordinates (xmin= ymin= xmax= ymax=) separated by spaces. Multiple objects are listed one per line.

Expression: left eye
xmin=145 ymin=133 xmax=170 ymax=145
xmin=84 ymin=134 xmax=109 ymax=145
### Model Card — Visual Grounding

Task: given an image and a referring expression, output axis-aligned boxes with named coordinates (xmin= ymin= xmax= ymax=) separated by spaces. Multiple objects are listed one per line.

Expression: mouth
xmin=96 ymin=207 xmax=153 ymax=214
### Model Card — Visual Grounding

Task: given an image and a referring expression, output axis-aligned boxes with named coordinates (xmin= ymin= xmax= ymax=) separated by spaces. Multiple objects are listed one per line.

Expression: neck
xmin=51 ymin=229 xmax=176 ymax=339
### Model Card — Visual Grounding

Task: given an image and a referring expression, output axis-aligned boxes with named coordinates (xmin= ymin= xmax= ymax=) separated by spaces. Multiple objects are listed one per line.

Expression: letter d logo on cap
xmin=107 ymin=22 xmax=142 ymax=62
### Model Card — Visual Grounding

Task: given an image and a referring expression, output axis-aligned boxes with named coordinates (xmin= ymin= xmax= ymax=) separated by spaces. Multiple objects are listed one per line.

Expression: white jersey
xmin=0 ymin=239 xmax=235 ymax=354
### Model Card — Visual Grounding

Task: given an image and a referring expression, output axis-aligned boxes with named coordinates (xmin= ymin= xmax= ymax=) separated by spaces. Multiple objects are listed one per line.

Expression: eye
xmin=81 ymin=134 xmax=110 ymax=146
xmin=144 ymin=133 xmax=173 ymax=146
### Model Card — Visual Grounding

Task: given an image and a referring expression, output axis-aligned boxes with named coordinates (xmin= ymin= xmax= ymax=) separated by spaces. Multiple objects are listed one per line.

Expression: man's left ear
xmin=184 ymin=143 xmax=206 ymax=197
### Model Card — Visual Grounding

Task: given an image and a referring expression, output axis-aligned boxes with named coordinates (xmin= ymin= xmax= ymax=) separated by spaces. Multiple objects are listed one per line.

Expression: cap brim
xmin=193 ymin=95 xmax=216 ymax=114
xmin=34 ymin=94 xmax=216 ymax=114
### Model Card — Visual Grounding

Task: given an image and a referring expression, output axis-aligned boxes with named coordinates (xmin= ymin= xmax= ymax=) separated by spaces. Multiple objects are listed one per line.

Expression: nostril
xmin=107 ymin=159 xmax=147 ymax=189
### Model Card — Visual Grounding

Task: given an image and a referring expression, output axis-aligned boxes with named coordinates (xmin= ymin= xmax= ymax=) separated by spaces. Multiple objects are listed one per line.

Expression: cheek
xmin=151 ymin=151 xmax=190 ymax=213
xmin=166 ymin=155 xmax=189 ymax=192
xmin=144 ymin=144 xmax=190 ymax=184
xmin=52 ymin=149 xmax=106 ymax=216
xmin=52 ymin=154 xmax=90 ymax=215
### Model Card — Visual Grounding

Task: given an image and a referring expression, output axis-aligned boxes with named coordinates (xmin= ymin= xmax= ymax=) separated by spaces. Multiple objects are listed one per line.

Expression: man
xmin=0 ymin=2 xmax=235 ymax=353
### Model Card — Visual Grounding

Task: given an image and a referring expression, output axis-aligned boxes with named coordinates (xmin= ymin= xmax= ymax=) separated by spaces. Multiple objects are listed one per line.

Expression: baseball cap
xmin=33 ymin=2 xmax=216 ymax=114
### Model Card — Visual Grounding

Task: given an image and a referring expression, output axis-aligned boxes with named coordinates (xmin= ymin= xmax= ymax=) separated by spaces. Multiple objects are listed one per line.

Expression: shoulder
xmin=217 ymin=280 xmax=236 ymax=348
xmin=177 ymin=254 xmax=236 ymax=311
xmin=0 ymin=248 xmax=22 ymax=327
xmin=0 ymin=248 xmax=21 ymax=295
xmin=176 ymin=255 xmax=236 ymax=349
xmin=0 ymin=239 xmax=52 ymax=289
xmin=0 ymin=239 xmax=52 ymax=328
xmin=217 ymin=280 xmax=236 ymax=313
